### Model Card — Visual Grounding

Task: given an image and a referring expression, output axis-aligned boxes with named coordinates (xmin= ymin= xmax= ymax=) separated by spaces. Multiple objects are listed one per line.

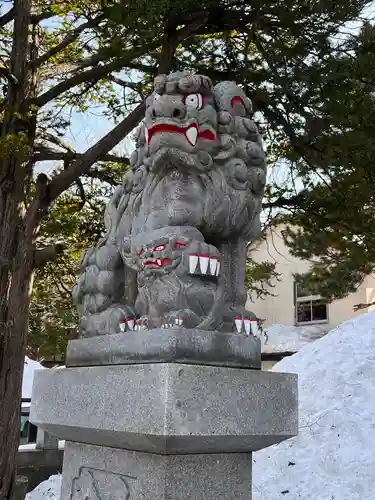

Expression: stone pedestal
xmin=30 ymin=329 xmax=298 ymax=499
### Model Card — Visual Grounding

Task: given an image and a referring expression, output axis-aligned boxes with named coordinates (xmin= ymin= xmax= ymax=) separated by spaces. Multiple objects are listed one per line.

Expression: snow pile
xmin=26 ymin=475 xmax=61 ymax=500
xmin=262 ymin=323 xmax=329 ymax=353
xmin=253 ymin=310 xmax=375 ymax=500
xmin=22 ymin=357 xmax=45 ymax=399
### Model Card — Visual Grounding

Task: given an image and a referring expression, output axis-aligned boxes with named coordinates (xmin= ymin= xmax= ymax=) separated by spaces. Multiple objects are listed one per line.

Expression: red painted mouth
xmin=143 ymin=258 xmax=172 ymax=268
xmin=147 ymin=123 xmax=216 ymax=146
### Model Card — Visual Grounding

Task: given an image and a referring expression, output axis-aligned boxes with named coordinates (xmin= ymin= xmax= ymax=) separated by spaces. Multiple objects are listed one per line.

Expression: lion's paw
xmin=160 ymin=309 xmax=200 ymax=329
xmin=230 ymin=311 xmax=261 ymax=337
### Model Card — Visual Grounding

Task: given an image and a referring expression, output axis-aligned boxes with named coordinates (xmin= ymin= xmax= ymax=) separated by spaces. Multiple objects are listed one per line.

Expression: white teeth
xmin=157 ymin=259 xmax=162 ymax=266
xmin=127 ymin=319 xmax=135 ymax=331
xmin=235 ymin=318 xmax=243 ymax=333
xmin=189 ymin=255 xmax=198 ymax=273
xmin=175 ymin=318 xmax=183 ymax=326
xmin=120 ymin=323 xmax=126 ymax=332
xmin=244 ymin=319 xmax=251 ymax=336
xmin=251 ymin=320 xmax=260 ymax=337
xmin=186 ymin=126 xmax=198 ymax=146
xmin=199 ymin=255 xmax=209 ymax=274
xmin=190 ymin=254 xmax=219 ymax=275
xmin=135 ymin=321 xmax=146 ymax=331
xmin=209 ymin=258 xmax=218 ymax=275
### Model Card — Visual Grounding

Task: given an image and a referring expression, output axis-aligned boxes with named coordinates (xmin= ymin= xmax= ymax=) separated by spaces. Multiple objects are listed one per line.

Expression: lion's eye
xmin=184 ymin=93 xmax=204 ymax=110
xmin=154 ymin=244 xmax=166 ymax=252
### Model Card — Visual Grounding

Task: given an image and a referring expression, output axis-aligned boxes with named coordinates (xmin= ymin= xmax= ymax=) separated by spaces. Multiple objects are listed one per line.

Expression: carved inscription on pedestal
xmin=70 ymin=466 xmax=137 ymax=500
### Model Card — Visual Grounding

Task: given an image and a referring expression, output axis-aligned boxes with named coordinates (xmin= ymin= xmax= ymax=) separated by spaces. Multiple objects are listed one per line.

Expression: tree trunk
xmin=0 ymin=0 xmax=34 ymax=498
xmin=0 ymin=251 xmax=34 ymax=500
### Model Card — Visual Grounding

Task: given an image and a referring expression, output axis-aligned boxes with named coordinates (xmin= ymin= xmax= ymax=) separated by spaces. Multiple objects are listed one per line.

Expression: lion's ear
xmin=213 ymin=81 xmax=251 ymax=118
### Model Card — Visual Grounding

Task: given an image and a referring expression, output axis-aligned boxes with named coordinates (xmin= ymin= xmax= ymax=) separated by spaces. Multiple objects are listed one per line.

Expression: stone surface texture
xmin=72 ymin=72 xmax=266 ymax=338
xmin=30 ymin=363 xmax=298 ymax=454
xmin=61 ymin=441 xmax=252 ymax=500
xmin=66 ymin=328 xmax=261 ymax=369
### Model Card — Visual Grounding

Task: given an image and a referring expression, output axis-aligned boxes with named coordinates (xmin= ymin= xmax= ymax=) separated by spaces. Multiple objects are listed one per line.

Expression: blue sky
xmin=64 ymin=107 xmax=134 ymax=156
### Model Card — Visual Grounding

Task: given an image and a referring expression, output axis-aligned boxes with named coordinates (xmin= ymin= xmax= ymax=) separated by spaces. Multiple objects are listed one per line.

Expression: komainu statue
xmin=73 ymin=72 xmax=266 ymax=337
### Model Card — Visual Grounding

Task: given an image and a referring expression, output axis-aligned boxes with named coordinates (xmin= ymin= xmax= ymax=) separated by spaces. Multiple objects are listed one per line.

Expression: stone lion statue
xmin=72 ymin=72 xmax=266 ymax=337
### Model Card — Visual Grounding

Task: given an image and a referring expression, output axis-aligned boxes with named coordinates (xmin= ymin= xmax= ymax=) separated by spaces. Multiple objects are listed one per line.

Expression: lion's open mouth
xmin=147 ymin=122 xmax=216 ymax=146
xmin=143 ymin=258 xmax=172 ymax=268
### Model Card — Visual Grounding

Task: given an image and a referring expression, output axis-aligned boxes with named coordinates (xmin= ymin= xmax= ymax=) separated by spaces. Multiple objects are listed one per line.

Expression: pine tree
xmin=276 ymin=22 xmax=375 ymax=302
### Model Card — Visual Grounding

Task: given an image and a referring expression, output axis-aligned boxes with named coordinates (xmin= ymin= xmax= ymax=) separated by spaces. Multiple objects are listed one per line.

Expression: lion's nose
xmin=172 ymin=108 xmax=184 ymax=118
xmin=150 ymin=98 xmax=186 ymax=120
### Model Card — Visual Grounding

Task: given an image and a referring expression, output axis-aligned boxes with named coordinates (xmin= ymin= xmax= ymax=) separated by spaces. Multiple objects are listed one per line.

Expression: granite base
xmin=30 ymin=363 xmax=297 ymax=454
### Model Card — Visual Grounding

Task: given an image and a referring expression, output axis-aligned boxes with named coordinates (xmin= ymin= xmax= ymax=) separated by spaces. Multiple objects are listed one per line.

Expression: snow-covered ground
xmin=26 ymin=475 xmax=62 ymax=500
xmin=26 ymin=311 xmax=375 ymax=500
xmin=254 ymin=310 xmax=375 ymax=499
xmin=262 ymin=323 xmax=329 ymax=353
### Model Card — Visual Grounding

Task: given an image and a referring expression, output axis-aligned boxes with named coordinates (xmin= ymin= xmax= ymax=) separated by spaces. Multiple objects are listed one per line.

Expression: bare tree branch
xmin=353 ymin=301 xmax=375 ymax=312
xmin=41 ymin=18 xmax=213 ymax=198
xmin=34 ymin=44 xmax=160 ymax=108
xmin=122 ymin=61 xmax=157 ymax=74
xmin=34 ymin=244 xmax=65 ymax=268
xmin=84 ymin=168 xmax=121 ymax=186
xmin=33 ymin=149 xmax=130 ymax=165
xmin=77 ymin=38 xmax=161 ymax=71
xmin=30 ymin=9 xmax=55 ymax=24
xmin=39 ymin=61 xmax=80 ymax=78
xmin=34 ymin=11 xmax=214 ymax=108
xmin=0 ymin=7 xmax=14 ymax=27
xmin=29 ymin=17 xmax=103 ymax=70
xmin=262 ymin=192 xmax=307 ymax=209
xmin=159 ymin=12 xmax=210 ymax=74
xmin=108 ymin=75 xmax=146 ymax=97
xmin=46 ymin=101 xmax=145 ymax=205
xmin=250 ymin=88 xmax=329 ymax=179
xmin=26 ymin=30 xmax=182 ymax=223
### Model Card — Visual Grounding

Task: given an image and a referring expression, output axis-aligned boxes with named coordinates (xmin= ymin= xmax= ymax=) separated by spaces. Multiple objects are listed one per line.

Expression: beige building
xmin=246 ymin=224 xmax=375 ymax=369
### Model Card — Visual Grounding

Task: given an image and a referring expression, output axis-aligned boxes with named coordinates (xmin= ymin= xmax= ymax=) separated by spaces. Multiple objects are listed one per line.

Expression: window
xmin=294 ymin=281 xmax=328 ymax=324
